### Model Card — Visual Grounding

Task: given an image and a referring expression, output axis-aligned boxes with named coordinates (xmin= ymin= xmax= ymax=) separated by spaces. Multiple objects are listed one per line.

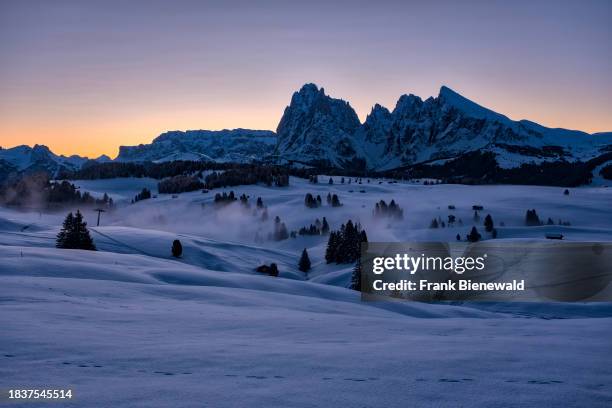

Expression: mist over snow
xmin=1 ymin=176 xmax=611 ymax=407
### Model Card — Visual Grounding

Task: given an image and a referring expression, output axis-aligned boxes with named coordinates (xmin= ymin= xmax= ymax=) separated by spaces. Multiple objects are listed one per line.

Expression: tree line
xmin=0 ymin=173 xmax=114 ymax=209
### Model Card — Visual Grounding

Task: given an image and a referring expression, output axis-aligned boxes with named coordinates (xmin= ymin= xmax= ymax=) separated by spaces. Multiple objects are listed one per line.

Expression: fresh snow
xmin=1 ymin=177 xmax=612 ymax=407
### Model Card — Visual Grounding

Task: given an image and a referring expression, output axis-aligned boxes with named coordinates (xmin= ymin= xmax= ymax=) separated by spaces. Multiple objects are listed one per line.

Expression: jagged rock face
xmin=276 ymin=84 xmax=362 ymax=167
xmin=116 ymin=129 xmax=277 ymax=163
xmin=275 ymin=83 xmax=609 ymax=170
xmin=357 ymin=88 xmax=533 ymax=169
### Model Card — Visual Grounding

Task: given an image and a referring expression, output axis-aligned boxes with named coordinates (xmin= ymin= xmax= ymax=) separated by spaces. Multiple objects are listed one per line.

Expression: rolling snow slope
xmin=1 ymin=178 xmax=611 ymax=407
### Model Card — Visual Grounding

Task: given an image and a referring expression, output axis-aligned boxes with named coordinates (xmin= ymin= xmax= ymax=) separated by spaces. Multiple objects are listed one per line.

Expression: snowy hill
xmin=0 ymin=144 xmax=89 ymax=177
xmin=1 ymin=178 xmax=612 ymax=407
xmin=116 ymin=129 xmax=277 ymax=163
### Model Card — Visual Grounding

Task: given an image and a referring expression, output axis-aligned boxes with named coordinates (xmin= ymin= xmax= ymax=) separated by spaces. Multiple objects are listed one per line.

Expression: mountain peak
xmin=276 ymin=84 xmax=362 ymax=166
xmin=437 ymin=85 xmax=510 ymax=123
xmin=298 ymin=83 xmax=323 ymax=95
xmin=438 ymin=85 xmax=459 ymax=98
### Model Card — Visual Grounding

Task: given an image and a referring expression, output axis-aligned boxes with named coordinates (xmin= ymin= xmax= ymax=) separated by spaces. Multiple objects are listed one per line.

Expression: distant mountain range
xmin=275 ymin=84 xmax=610 ymax=170
xmin=2 ymin=84 xmax=611 ymax=176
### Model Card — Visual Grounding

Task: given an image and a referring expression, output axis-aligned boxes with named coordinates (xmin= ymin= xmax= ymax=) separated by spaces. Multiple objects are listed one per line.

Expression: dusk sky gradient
xmin=1 ymin=0 xmax=610 ymax=158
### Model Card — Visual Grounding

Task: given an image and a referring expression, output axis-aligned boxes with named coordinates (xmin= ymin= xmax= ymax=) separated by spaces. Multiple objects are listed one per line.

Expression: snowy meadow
xmin=1 ymin=177 xmax=611 ymax=407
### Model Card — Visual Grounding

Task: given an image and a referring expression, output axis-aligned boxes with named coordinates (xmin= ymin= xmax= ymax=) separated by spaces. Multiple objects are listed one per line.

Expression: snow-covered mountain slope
xmin=286 ymin=84 xmax=611 ymax=170
xmin=115 ymin=129 xmax=277 ymax=163
xmin=0 ymin=144 xmax=89 ymax=177
xmin=275 ymin=84 xmax=364 ymax=167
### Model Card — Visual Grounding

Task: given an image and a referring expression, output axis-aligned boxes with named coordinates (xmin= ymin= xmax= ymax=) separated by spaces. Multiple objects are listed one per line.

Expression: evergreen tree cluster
xmin=239 ymin=193 xmax=250 ymax=207
xmin=205 ymin=168 xmax=289 ymax=189
xmin=326 ymin=193 xmax=342 ymax=207
xmin=63 ymin=161 xmax=315 ymax=183
xmin=350 ymin=257 xmax=362 ymax=291
xmin=373 ymin=199 xmax=403 ymax=220
xmin=56 ymin=210 xmax=96 ymax=250
xmin=525 ymin=209 xmax=542 ymax=226
xmin=132 ymin=187 xmax=151 ymax=203
xmin=63 ymin=160 xmax=208 ymax=180
xmin=297 ymin=217 xmax=330 ymax=236
xmin=325 ymin=220 xmax=368 ymax=264
xmin=158 ymin=175 xmax=204 ymax=194
xmin=304 ymin=193 xmax=323 ymax=208
xmin=271 ymin=216 xmax=289 ymax=241
xmin=0 ymin=173 xmax=114 ymax=209
xmin=428 ymin=216 xmax=448 ymax=228
xmin=401 ymin=150 xmax=612 ymax=187
xmin=214 ymin=191 xmax=237 ymax=205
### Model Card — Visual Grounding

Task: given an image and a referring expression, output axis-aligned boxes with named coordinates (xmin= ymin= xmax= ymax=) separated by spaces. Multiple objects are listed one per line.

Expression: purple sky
xmin=0 ymin=0 xmax=610 ymax=158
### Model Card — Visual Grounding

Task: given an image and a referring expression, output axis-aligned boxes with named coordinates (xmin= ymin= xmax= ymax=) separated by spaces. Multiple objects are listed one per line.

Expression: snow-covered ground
xmin=1 ymin=177 xmax=611 ymax=407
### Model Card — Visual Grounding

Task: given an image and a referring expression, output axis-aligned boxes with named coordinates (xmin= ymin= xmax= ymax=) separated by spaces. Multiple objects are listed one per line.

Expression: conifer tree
xmin=359 ymin=229 xmax=368 ymax=247
xmin=331 ymin=194 xmax=342 ymax=207
xmin=325 ymin=231 xmax=339 ymax=263
xmin=525 ymin=209 xmax=541 ymax=226
xmin=172 ymin=239 xmax=182 ymax=257
xmin=56 ymin=210 xmax=96 ymax=250
xmin=321 ymin=217 xmax=330 ymax=234
xmin=298 ymin=248 xmax=311 ymax=272
xmin=278 ymin=222 xmax=289 ymax=240
xmin=56 ymin=212 xmax=74 ymax=249
xmin=484 ymin=214 xmax=494 ymax=232
xmin=350 ymin=257 xmax=362 ymax=291
xmin=467 ymin=226 xmax=481 ymax=243
xmin=269 ymin=263 xmax=279 ymax=277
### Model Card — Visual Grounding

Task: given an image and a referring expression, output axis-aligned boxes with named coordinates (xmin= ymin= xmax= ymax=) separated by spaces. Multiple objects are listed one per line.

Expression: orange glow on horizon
xmin=1 ymin=88 xmax=610 ymax=159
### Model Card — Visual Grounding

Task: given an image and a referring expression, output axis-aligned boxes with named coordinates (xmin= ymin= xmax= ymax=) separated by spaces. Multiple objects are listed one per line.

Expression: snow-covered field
xmin=1 ymin=177 xmax=611 ymax=407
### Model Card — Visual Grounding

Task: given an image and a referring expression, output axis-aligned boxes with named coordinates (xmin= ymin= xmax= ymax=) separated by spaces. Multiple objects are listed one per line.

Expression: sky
xmin=0 ymin=0 xmax=610 ymax=158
